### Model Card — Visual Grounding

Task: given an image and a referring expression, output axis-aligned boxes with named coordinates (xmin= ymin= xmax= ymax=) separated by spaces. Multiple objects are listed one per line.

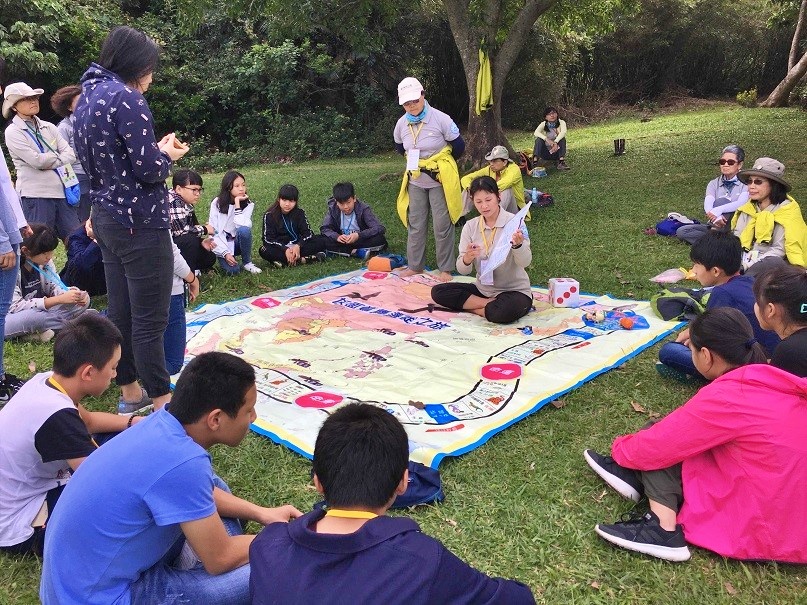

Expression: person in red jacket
xmin=584 ymin=307 xmax=807 ymax=562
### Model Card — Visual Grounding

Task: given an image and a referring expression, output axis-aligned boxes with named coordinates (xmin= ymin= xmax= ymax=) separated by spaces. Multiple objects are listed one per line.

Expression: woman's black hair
xmin=50 ymin=85 xmax=81 ymax=118
xmin=172 ymin=168 xmax=203 ymax=188
xmin=468 ymin=175 xmax=500 ymax=198
xmin=97 ymin=26 xmax=160 ymax=86
xmin=768 ymin=181 xmax=788 ymax=205
xmin=215 ymin=170 xmax=246 ymax=215
xmin=753 ymin=265 xmax=807 ymax=329
xmin=266 ymin=184 xmax=299 ymax=225
xmin=21 ymin=223 xmax=59 ymax=257
xmin=689 ymin=307 xmax=768 ymax=368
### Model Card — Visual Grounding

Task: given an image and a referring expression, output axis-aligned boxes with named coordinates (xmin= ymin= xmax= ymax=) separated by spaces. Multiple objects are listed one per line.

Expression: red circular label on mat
xmin=556 ymin=297 xmax=564 ymax=304
xmin=295 ymin=392 xmax=344 ymax=408
xmin=363 ymin=272 xmax=388 ymax=280
xmin=480 ymin=363 xmax=522 ymax=381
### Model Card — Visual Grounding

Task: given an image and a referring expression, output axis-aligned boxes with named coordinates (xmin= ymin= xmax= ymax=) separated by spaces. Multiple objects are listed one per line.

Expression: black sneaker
xmin=0 ymin=373 xmax=25 ymax=407
xmin=556 ymin=159 xmax=570 ymax=171
xmin=584 ymin=449 xmax=643 ymax=502
xmin=595 ymin=510 xmax=691 ymax=562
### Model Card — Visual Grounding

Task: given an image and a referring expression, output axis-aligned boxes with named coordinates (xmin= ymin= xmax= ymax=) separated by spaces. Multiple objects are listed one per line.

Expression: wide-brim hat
xmin=398 ymin=77 xmax=424 ymax=105
xmin=2 ymin=82 xmax=44 ymax=119
xmin=485 ymin=145 xmax=511 ymax=162
xmin=738 ymin=157 xmax=790 ymax=192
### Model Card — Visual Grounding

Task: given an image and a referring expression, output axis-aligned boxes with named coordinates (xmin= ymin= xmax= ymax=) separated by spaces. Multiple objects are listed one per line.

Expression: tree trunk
xmin=761 ymin=50 xmax=807 ymax=107
xmin=788 ymin=0 xmax=807 ymax=70
xmin=442 ymin=0 xmax=557 ymax=168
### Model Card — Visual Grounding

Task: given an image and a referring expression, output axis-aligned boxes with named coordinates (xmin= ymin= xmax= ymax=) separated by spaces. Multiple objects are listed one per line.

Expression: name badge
xmin=406 ymin=148 xmax=421 ymax=171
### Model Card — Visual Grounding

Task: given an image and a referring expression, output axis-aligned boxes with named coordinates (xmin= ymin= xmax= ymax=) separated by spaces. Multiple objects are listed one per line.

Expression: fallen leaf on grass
xmin=445 ymin=518 xmax=458 ymax=528
xmin=626 ymin=292 xmax=635 ymax=298
xmin=724 ymin=582 xmax=738 ymax=596
xmin=590 ymin=581 xmax=601 ymax=590
xmin=551 ymin=399 xmax=567 ymax=409
xmin=630 ymin=400 xmax=646 ymax=413
xmin=529 ymin=462 xmax=536 ymax=471
xmin=594 ymin=489 xmax=607 ymax=503
xmin=28 ymin=360 xmax=36 ymax=374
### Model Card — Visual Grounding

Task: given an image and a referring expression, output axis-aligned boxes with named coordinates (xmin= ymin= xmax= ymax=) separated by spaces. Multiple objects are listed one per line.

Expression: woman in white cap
xmin=731 ymin=157 xmax=806 ymax=277
xmin=393 ymin=77 xmax=464 ymax=282
xmin=3 ymin=82 xmax=79 ymax=243
xmin=460 ymin=145 xmax=525 ymax=215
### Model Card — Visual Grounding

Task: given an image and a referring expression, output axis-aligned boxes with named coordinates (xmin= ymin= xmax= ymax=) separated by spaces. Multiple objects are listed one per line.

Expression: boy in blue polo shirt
xmin=249 ymin=403 xmax=535 ymax=604
xmin=657 ymin=230 xmax=780 ymax=380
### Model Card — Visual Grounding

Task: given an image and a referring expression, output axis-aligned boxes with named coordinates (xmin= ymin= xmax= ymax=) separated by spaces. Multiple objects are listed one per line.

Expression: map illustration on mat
xmin=179 ymin=270 xmax=681 ymax=468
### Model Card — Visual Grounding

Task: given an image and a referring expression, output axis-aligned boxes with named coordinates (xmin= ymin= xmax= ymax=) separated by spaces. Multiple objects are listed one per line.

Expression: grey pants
xmin=638 ymin=464 xmax=684 ymax=512
xmin=4 ymin=301 xmax=89 ymax=339
xmin=407 ymin=184 xmax=456 ymax=273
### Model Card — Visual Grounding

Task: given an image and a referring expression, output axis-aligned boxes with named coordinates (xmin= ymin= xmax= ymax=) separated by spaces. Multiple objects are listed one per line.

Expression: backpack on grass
xmin=650 ymin=286 xmax=711 ymax=321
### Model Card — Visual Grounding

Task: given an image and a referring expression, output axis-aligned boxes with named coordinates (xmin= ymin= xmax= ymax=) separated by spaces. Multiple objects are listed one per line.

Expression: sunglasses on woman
xmin=746 ymin=178 xmax=767 ymax=186
xmin=718 ymin=159 xmax=738 ymax=166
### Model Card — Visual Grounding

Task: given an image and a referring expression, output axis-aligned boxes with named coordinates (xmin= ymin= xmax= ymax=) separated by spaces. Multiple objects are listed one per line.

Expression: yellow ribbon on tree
xmin=475 ymin=48 xmax=493 ymax=116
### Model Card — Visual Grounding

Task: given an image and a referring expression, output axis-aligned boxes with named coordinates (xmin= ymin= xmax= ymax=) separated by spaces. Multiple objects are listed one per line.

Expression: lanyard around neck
xmin=479 ymin=220 xmax=498 ymax=256
xmin=47 ymin=376 xmax=69 ymax=396
xmin=282 ymin=214 xmax=299 ymax=242
xmin=325 ymin=509 xmax=378 ymax=520
xmin=26 ymin=260 xmax=69 ymax=291
xmin=408 ymin=122 xmax=424 ymax=147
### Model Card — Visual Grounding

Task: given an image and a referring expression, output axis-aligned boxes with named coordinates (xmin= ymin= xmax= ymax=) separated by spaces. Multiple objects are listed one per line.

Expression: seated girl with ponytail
xmin=584 ymin=307 xmax=807 ymax=563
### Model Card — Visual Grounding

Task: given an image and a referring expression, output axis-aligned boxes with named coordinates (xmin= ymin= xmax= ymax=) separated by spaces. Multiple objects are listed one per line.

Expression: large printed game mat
xmin=180 ymin=270 xmax=681 ymax=468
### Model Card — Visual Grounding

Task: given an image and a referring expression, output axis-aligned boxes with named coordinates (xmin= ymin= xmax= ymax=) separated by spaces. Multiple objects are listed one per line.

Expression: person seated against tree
xmin=431 ymin=176 xmax=533 ymax=324
xmin=320 ymin=182 xmax=388 ymax=259
xmin=249 ymin=402 xmax=536 ymax=604
xmin=169 ymin=169 xmax=216 ymax=273
xmin=676 ymin=145 xmax=749 ymax=245
xmin=532 ymin=107 xmax=569 ymax=171
xmin=730 ymin=156 xmax=806 ymax=277
xmin=460 ymin=145 xmax=525 ymax=216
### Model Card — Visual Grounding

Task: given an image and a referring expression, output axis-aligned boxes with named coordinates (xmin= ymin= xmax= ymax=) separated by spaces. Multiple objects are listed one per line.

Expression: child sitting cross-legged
xmin=4 ymin=223 xmax=91 ymax=343
xmin=0 ymin=313 xmax=142 ymax=556
xmin=656 ymin=230 xmax=779 ymax=381
xmin=585 ymin=307 xmax=807 ymax=563
xmin=320 ymin=182 xmax=388 ymax=258
xmin=259 ymin=184 xmax=327 ymax=267
xmin=249 ymin=402 xmax=536 ymax=604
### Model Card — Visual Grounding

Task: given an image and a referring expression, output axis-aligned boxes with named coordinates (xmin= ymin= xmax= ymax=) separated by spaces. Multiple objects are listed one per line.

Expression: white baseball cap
xmin=397 ymin=77 xmax=424 ymax=105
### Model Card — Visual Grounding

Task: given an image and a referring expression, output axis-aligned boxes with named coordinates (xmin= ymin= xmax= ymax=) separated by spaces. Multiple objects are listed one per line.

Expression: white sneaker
xmin=243 ymin=262 xmax=262 ymax=274
xmin=22 ymin=329 xmax=55 ymax=343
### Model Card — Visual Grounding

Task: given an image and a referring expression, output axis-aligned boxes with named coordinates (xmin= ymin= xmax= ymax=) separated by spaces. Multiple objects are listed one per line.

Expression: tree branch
xmin=494 ymin=0 xmax=558 ymax=85
xmin=788 ymin=0 xmax=807 ymax=71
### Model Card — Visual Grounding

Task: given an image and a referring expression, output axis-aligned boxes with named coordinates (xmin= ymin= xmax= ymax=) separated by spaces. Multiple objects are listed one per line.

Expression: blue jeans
xmin=164 ymin=294 xmax=186 ymax=376
xmin=91 ymin=208 xmax=173 ymax=398
xmin=658 ymin=341 xmax=702 ymax=379
xmin=129 ymin=477 xmax=250 ymax=605
xmin=217 ymin=227 xmax=253 ymax=275
xmin=0 ymin=245 xmax=19 ymax=375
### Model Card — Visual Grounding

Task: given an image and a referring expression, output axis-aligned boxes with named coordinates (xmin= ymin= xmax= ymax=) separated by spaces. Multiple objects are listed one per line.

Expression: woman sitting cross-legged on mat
xmin=584 ymin=307 xmax=807 ymax=563
xmin=431 ymin=176 xmax=533 ymax=324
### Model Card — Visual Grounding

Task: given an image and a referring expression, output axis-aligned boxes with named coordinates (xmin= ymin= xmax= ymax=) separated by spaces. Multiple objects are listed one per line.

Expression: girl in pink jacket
xmin=584 ymin=307 xmax=807 ymax=562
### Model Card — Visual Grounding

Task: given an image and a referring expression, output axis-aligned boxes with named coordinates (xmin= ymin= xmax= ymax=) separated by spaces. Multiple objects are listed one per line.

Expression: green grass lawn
xmin=3 ymin=105 xmax=807 ymax=604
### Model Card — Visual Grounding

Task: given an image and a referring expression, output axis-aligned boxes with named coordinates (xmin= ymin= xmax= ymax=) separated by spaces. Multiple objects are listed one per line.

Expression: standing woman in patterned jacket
xmin=73 ymin=26 xmax=188 ymax=414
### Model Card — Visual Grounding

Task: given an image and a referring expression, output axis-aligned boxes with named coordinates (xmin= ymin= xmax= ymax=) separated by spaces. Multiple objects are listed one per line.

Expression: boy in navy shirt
xmin=320 ymin=182 xmax=387 ymax=258
xmin=249 ymin=403 xmax=535 ymax=604
xmin=657 ymin=230 xmax=779 ymax=380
